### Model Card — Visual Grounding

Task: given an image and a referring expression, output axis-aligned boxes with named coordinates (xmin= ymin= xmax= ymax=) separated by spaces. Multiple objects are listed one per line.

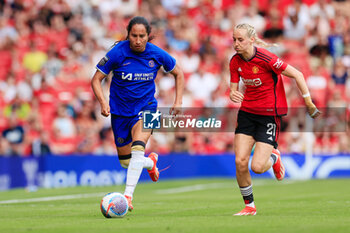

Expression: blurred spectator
xmin=0 ymin=15 xmax=18 ymax=43
xmin=16 ymin=73 xmax=33 ymax=102
xmin=48 ymin=14 xmax=69 ymax=57
xmin=52 ymin=104 xmax=76 ymax=139
xmin=287 ymin=0 xmax=310 ymax=25
xmin=0 ymin=135 xmax=13 ymax=156
xmin=309 ymin=43 xmax=333 ymax=72
xmin=150 ymin=5 xmax=168 ymax=29
xmin=328 ymin=34 xmax=344 ymax=60
xmin=309 ymin=0 xmax=334 ymax=42
xmin=30 ymin=131 xmax=52 ymax=156
xmin=75 ymin=100 xmax=98 ymax=137
xmin=3 ymin=95 xmax=31 ymax=122
xmin=238 ymin=5 xmax=266 ymax=35
xmin=94 ymin=127 xmax=116 ymax=155
xmin=161 ymin=0 xmax=183 ymax=15
xmin=0 ymin=73 xmax=17 ymax=103
xmin=171 ymin=131 xmax=192 ymax=153
xmin=2 ymin=115 xmax=25 ymax=156
xmin=22 ymin=42 xmax=48 ymax=73
xmin=331 ymin=59 xmax=348 ymax=86
xmin=76 ymin=130 xmax=99 ymax=154
xmin=306 ymin=65 xmax=330 ymax=107
xmin=43 ymin=46 xmax=63 ymax=82
xmin=117 ymin=0 xmax=138 ymax=17
xmin=179 ymin=45 xmax=200 ymax=76
xmin=31 ymin=20 xmax=50 ymax=53
xmin=283 ymin=11 xmax=308 ymax=41
xmin=187 ymin=69 xmax=219 ymax=105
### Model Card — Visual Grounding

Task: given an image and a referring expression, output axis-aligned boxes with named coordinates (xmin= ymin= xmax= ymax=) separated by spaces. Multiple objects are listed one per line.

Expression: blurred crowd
xmin=0 ymin=0 xmax=349 ymax=157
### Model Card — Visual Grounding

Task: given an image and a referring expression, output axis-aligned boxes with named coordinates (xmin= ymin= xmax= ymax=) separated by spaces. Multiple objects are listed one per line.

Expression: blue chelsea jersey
xmin=96 ymin=40 xmax=176 ymax=116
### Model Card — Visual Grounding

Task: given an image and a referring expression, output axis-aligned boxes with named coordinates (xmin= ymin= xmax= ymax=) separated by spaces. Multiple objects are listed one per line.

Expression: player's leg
xmin=233 ymin=110 xmax=259 ymax=216
xmin=111 ymin=114 xmax=134 ymax=169
xmin=254 ymin=115 xmax=285 ymax=180
xmin=251 ymin=142 xmax=284 ymax=181
xmin=116 ymin=143 xmax=132 ymax=168
xmin=117 ymin=143 xmax=158 ymax=174
xmin=270 ymin=116 xmax=285 ymax=180
xmin=250 ymin=142 xmax=274 ymax=174
xmin=123 ymin=120 xmax=155 ymax=210
xmin=235 ymin=134 xmax=255 ymax=187
xmin=233 ymin=133 xmax=257 ymax=216
xmin=131 ymin=119 xmax=159 ymax=179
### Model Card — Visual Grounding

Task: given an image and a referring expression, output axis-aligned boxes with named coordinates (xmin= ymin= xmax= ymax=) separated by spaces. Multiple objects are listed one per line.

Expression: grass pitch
xmin=0 ymin=178 xmax=349 ymax=233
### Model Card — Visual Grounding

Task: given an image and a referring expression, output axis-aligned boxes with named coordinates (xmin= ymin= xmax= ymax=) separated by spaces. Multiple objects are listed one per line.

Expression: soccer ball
xmin=100 ymin=192 xmax=128 ymax=218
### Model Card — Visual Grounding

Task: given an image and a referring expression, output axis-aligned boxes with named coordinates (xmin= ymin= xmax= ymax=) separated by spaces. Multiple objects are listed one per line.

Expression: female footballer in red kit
xmin=229 ymin=23 xmax=321 ymax=215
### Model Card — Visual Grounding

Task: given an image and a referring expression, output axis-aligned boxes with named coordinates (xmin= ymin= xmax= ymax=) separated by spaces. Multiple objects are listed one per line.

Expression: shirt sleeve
xmin=230 ymin=57 xmax=240 ymax=83
xmin=268 ymin=54 xmax=288 ymax=75
xmin=159 ymin=49 xmax=176 ymax=73
xmin=96 ymin=46 xmax=119 ymax=75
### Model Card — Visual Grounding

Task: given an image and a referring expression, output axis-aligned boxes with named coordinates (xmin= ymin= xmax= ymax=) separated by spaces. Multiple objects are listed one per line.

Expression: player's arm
xmin=230 ymin=82 xmax=244 ymax=103
xmin=169 ymin=64 xmax=184 ymax=115
xmin=229 ymin=57 xmax=244 ymax=103
xmin=91 ymin=70 xmax=110 ymax=117
xmin=282 ymin=65 xmax=321 ymax=118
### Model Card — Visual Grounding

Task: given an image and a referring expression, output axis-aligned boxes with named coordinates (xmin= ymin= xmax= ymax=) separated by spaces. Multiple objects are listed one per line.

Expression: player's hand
xmin=100 ymin=101 xmax=110 ymax=117
xmin=230 ymin=91 xmax=244 ymax=103
xmin=304 ymin=97 xmax=321 ymax=118
xmin=170 ymin=103 xmax=182 ymax=117
xmin=306 ymin=103 xmax=321 ymax=118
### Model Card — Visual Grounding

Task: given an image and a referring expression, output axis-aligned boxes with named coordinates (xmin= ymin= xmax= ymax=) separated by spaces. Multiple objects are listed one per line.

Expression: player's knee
xmin=120 ymin=159 xmax=130 ymax=168
xmin=131 ymin=141 xmax=145 ymax=152
xmin=118 ymin=154 xmax=131 ymax=168
xmin=235 ymin=157 xmax=249 ymax=172
xmin=251 ymin=162 xmax=265 ymax=174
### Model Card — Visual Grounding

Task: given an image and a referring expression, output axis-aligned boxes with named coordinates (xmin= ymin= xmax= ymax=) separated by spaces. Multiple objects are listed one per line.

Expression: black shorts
xmin=235 ymin=110 xmax=281 ymax=149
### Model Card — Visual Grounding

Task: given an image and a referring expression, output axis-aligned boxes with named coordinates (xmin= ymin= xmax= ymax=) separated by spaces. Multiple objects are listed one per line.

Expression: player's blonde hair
xmin=235 ymin=23 xmax=276 ymax=47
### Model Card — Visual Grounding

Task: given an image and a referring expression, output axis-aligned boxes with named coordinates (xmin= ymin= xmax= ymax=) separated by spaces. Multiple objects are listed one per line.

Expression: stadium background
xmin=0 ymin=0 xmax=349 ymax=190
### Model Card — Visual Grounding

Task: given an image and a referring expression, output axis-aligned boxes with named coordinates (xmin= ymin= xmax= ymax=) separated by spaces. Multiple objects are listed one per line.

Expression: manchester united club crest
xmin=252 ymin=66 xmax=259 ymax=74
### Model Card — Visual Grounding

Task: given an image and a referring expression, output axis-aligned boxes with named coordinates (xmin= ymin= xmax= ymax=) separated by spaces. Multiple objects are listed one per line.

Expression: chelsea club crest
xmin=149 ymin=60 xmax=155 ymax=67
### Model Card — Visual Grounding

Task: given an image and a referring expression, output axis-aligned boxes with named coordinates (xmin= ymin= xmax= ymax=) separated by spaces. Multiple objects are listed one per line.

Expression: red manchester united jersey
xmin=230 ymin=47 xmax=288 ymax=116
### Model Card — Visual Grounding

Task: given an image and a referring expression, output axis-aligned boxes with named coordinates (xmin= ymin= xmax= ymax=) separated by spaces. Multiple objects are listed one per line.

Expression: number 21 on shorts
xmin=266 ymin=123 xmax=276 ymax=136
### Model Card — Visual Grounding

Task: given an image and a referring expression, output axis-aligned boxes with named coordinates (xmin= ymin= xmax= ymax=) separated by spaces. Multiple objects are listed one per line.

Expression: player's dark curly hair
xmin=126 ymin=16 xmax=154 ymax=42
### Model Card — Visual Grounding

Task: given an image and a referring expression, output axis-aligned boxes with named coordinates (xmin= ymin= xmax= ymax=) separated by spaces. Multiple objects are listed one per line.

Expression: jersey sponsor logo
xmin=273 ymin=59 xmax=284 ymax=69
xmin=121 ymin=72 xmax=133 ymax=80
xmin=252 ymin=66 xmax=259 ymax=74
xmin=122 ymin=62 xmax=131 ymax=66
xmin=241 ymin=77 xmax=262 ymax=86
xmin=121 ymin=72 xmax=155 ymax=81
xmin=149 ymin=60 xmax=155 ymax=67
xmin=98 ymin=56 xmax=109 ymax=66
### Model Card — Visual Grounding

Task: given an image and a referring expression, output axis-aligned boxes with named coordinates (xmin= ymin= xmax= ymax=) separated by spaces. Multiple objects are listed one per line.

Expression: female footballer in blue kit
xmin=91 ymin=16 xmax=184 ymax=211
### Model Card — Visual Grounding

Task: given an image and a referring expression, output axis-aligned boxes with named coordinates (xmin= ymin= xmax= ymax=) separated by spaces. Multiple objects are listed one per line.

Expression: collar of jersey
xmin=239 ymin=46 xmax=257 ymax=62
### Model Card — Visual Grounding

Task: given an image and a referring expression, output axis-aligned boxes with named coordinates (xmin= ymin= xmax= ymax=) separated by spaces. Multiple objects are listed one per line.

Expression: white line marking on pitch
xmin=155 ymin=180 xmax=299 ymax=195
xmin=0 ymin=192 xmax=107 ymax=205
xmin=0 ymin=180 xmax=301 ymax=204
xmin=155 ymin=182 xmax=232 ymax=194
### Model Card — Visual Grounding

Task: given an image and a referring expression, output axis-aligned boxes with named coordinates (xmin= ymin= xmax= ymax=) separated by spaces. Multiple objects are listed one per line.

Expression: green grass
xmin=0 ymin=179 xmax=349 ymax=233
